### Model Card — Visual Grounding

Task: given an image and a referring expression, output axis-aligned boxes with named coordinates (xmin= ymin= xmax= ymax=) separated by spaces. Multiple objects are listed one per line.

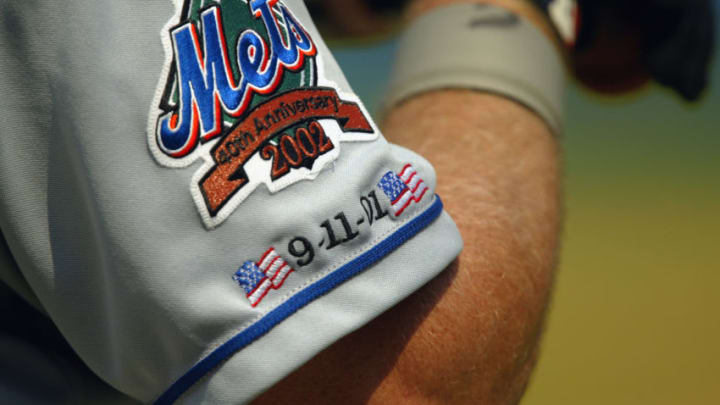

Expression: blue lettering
xmin=157 ymin=0 xmax=315 ymax=158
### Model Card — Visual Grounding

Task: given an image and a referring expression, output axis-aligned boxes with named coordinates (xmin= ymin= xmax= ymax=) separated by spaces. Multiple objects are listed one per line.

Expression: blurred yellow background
xmin=523 ymin=81 xmax=720 ymax=404
xmin=332 ymin=7 xmax=720 ymax=401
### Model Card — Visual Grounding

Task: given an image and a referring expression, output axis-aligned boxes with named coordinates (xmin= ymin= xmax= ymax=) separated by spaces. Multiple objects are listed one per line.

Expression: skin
xmin=253 ymin=1 xmax=561 ymax=404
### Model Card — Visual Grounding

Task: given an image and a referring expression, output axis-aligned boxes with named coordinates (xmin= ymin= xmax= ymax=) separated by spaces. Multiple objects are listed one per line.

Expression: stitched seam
xmin=227 ymin=194 xmax=435 ymax=337
xmin=154 ymin=196 xmax=443 ymax=405
xmin=203 ymin=174 xmax=433 ymax=355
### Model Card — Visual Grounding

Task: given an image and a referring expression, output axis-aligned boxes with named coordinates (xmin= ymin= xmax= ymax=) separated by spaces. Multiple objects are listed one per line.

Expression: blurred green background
xmin=331 ymin=3 xmax=720 ymax=402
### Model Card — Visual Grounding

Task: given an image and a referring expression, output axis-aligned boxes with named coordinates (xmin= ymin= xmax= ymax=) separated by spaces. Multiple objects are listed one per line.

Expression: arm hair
xmin=253 ymin=1 xmax=562 ymax=404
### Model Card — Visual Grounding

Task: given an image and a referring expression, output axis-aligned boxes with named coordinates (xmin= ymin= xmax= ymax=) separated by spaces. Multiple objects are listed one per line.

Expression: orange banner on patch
xmin=200 ymin=87 xmax=373 ymax=215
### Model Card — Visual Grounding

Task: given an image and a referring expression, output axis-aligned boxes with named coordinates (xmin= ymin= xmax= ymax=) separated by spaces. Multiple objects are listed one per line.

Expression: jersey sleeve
xmin=0 ymin=1 xmax=463 ymax=403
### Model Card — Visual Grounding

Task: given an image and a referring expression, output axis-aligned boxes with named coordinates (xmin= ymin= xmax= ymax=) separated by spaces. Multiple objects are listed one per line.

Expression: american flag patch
xmin=233 ymin=247 xmax=294 ymax=307
xmin=378 ymin=164 xmax=429 ymax=217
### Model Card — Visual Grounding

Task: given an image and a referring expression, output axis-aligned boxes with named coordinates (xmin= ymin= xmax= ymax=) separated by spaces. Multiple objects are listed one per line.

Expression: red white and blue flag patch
xmin=233 ymin=247 xmax=294 ymax=307
xmin=377 ymin=164 xmax=429 ymax=217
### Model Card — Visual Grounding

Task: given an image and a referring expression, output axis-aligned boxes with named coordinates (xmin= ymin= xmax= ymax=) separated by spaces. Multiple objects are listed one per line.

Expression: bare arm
xmin=379 ymin=90 xmax=560 ymax=404
xmin=253 ymin=1 xmax=561 ymax=404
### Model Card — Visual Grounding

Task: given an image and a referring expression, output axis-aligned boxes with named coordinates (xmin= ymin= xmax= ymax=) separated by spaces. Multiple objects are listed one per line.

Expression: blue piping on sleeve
xmin=155 ymin=196 xmax=445 ymax=405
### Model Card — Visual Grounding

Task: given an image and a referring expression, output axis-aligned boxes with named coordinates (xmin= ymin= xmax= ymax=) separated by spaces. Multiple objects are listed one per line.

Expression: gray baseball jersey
xmin=0 ymin=0 xmax=462 ymax=403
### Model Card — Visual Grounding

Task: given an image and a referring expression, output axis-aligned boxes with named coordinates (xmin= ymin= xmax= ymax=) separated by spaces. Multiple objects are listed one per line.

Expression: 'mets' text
xmin=156 ymin=0 xmax=316 ymax=158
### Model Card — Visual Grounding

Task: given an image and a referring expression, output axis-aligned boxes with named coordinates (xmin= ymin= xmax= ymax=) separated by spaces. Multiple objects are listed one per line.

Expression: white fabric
xmin=0 ymin=0 xmax=463 ymax=403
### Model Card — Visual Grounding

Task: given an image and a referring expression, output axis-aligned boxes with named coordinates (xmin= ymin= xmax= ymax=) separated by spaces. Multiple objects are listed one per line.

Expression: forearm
xmin=380 ymin=0 xmax=562 ymax=402
xmin=394 ymin=1 xmax=561 ymax=306
xmin=255 ymin=93 xmax=561 ymax=405
xmin=253 ymin=1 xmax=562 ymax=403
xmin=379 ymin=89 xmax=561 ymax=404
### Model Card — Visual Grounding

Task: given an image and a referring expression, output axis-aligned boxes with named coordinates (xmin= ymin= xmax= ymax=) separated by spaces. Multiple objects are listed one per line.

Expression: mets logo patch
xmin=148 ymin=0 xmax=377 ymax=228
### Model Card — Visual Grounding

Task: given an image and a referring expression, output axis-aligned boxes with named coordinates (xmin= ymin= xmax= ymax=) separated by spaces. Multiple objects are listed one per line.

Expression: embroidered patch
xmin=233 ymin=247 xmax=294 ymax=307
xmin=378 ymin=164 xmax=429 ymax=217
xmin=148 ymin=0 xmax=377 ymax=228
